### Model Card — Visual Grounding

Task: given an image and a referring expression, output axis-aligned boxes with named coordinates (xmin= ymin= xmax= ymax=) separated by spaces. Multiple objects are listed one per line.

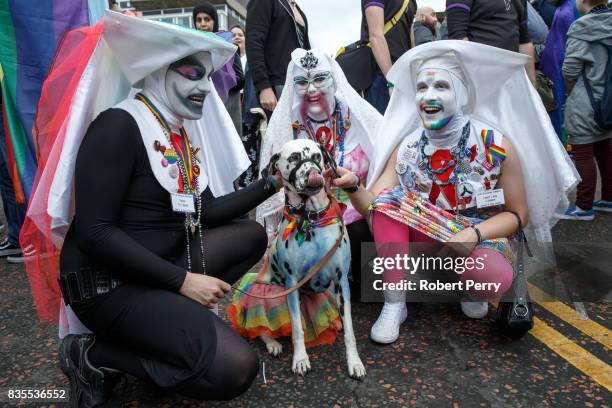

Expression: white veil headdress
xmin=369 ymin=40 xmax=579 ymax=261
xmin=24 ymin=11 xmax=250 ymax=336
xmin=256 ymin=48 xmax=383 ymax=235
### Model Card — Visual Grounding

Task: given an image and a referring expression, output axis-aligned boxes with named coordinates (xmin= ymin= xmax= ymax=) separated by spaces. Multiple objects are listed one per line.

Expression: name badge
xmin=171 ymin=193 xmax=196 ymax=213
xmin=476 ymin=189 xmax=505 ymax=209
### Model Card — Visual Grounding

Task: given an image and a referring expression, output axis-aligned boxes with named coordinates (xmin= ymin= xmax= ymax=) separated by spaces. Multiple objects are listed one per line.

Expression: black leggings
xmin=74 ymin=219 xmax=267 ymax=401
xmin=346 ymin=219 xmax=374 ymax=302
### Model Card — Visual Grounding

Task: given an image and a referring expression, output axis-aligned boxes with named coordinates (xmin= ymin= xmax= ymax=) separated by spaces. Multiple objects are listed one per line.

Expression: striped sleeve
xmin=363 ymin=0 xmax=385 ymax=10
xmin=446 ymin=0 xmax=473 ymax=40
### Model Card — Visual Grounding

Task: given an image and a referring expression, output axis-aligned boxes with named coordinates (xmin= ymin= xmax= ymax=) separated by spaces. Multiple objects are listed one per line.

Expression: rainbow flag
xmin=0 ymin=0 xmax=105 ymax=204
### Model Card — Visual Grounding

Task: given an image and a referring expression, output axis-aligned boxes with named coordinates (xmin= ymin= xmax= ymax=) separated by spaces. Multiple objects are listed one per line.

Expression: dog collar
xmin=282 ymin=200 xmax=346 ymax=245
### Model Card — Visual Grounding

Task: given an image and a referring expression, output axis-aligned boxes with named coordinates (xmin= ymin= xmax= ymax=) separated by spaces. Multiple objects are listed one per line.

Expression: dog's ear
xmin=262 ymin=153 xmax=281 ymax=180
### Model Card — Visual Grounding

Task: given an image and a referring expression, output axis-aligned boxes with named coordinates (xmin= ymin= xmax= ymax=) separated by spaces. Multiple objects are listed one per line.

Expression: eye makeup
xmin=172 ymin=65 xmax=207 ymax=81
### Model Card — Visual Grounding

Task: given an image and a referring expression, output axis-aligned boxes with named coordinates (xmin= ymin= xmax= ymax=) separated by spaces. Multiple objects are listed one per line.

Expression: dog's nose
xmin=307 ymin=169 xmax=324 ymax=188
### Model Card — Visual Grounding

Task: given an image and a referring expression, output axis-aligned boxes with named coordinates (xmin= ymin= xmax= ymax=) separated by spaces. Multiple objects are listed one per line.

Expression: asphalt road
xmin=0 ymin=212 xmax=610 ymax=408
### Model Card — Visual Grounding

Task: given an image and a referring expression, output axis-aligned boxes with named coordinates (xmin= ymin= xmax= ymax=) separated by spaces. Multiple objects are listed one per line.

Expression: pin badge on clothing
xmin=395 ymin=161 xmax=408 ymax=175
xmin=169 ymin=165 xmax=179 ymax=179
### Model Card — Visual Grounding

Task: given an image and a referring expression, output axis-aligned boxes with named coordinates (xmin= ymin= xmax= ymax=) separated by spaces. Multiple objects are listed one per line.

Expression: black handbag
xmin=335 ymin=41 xmax=377 ymax=92
xmin=496 ymin=217 xmax=534 ymax=339
xmin=335 ymin=0 xmax=411 ymax=92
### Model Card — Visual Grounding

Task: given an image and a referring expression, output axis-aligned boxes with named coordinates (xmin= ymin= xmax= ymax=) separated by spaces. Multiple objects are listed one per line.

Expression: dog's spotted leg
xmin=286 ymin=284 xmax=310 ymax=376
xmin=260 ymin=334 xmax=283 ymax=357
xmin=338 ymin=274 xmax=366 ymax=379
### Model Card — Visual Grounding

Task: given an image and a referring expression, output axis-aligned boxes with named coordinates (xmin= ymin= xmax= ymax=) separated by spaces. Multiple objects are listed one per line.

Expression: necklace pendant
xmin=191 ymin=224 xmax=196 ymax=234
xmin=316 ymin=126 xmax=331 ymax=145
xmin=169 ymin=164 xmax=179 ymax=179
xmin=343 ymin=118 xmax=351 ymax=131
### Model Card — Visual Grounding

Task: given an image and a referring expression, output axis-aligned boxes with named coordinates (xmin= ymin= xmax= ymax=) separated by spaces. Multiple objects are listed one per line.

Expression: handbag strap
xmin=335 ymin=0 xmax=411 ymax=57
xmin=382 ymin=0 xmax=411 ymax=36
xmin=366 ymin=0 xmax=411 ymax=47
xmin=507 ymin=211 xmax=531 ymax=316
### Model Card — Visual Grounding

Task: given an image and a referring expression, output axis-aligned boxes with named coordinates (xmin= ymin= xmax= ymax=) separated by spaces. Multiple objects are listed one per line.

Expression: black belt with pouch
xmin=58 ymin=265 xmax=123 ymax=306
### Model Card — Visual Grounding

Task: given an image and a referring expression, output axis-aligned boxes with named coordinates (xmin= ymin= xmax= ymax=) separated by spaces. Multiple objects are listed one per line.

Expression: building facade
xmin=117 ymin=0 xmax=247 ymax=30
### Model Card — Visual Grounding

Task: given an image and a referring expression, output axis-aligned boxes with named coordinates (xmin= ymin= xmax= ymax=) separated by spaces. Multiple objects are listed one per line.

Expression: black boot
xmin=59 ymin=334 xmax=123 ymax=408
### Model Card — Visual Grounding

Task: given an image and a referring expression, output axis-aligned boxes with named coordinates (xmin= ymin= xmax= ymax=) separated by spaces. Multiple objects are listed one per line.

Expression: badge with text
xmin=403 ymin=148 xmax=418 ymax=163
xmin=171 ymin=193 xmax=196 ymax=213
xmin=476 ymin=189 xmax=505 ymax=209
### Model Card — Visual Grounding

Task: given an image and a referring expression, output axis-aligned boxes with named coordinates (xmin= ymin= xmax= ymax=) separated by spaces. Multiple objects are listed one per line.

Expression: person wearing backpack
xmin=557 ymin=0 xmax=612 ymax=220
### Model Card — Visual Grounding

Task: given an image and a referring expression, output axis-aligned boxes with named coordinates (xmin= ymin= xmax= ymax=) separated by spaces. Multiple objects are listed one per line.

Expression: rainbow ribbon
xmin=481 ymin=129 xmax=506 ymax=166
xmin=171 ymin=130 xmax=195 ymax=192
xmin=136 ymin=93 xmax=196 ymax=192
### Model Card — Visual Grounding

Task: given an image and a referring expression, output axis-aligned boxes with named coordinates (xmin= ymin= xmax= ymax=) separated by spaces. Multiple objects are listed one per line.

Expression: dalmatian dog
xmin=263 ymin=139 xmax=366 ymax=379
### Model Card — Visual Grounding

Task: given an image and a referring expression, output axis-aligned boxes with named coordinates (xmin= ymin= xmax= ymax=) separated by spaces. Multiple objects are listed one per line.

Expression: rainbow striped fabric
xmin=0 ymin=0 xmax=104 ymax=203
xmin=481 ymin=129 xmax=506 ymax=166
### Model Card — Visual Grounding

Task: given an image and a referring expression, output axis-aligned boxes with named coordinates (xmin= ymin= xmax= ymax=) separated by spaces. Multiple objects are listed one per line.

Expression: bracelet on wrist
xmin=343 ymin=175 xmax=361 ymax=194
xmin=471 ymin=226 xmax=483 ymax=243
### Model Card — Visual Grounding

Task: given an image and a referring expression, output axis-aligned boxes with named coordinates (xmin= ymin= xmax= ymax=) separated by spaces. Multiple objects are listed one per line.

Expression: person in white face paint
xmin=257 ymin=48 xmax=383 ymax=290
xmin=228 ymin=49 xmax=382 ymax=350
xmin=22 ymin=12 xmax=284 ymax=406
xmin=329 ymin=41 xmax=578 ymax=344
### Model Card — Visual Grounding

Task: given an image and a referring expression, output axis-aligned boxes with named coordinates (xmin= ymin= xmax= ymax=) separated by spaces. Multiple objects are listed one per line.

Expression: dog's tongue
xmin=307 ymin=170 xmax=324 ymax=188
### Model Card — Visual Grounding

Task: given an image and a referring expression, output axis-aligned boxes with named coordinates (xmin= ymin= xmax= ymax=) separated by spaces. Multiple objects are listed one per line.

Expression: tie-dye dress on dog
xmin=228 ymin=144 xmax=368 ymax=347
xmin=228 ymin=204 xmax=347 ymax=348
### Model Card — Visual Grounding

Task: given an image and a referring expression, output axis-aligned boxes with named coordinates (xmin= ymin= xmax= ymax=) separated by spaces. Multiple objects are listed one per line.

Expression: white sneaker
xmin=370 ymin=302 xmax=408 ymax=344
xmin=461 ymin=301 xmax=489 ymax=319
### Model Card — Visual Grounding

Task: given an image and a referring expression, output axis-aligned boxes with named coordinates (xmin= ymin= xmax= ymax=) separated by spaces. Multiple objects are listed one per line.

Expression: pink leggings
xmin=372 ymin=212 xmax=514 ymax=300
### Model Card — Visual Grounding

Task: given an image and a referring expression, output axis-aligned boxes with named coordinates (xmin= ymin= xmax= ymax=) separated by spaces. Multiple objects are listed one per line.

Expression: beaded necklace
xmin=418 ymin=121 xmax=470 ymax=187
xmin=136 ymin=93 xmax=206 ymax=275
xmin=293 ymin=99 xmax=350 ymax=200
xmin=293 ymin=98 xmax=349 ymax=167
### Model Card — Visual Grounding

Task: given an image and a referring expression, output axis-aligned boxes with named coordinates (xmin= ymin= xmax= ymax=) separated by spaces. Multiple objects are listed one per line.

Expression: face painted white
xmin=165 ymin=51 xmax=213 ymax=120
xmin=415 ymin=68 xmax=458 ymax=130
xmin=277 ymin=139 xmax=325 ymax=196
xmin=293 ymin=70 xmax=336 ymax=122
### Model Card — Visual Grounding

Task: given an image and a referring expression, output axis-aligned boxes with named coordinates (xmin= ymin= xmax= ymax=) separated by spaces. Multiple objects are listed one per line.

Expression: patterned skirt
xmin=227 ymin=270 xmax=343 ymax=349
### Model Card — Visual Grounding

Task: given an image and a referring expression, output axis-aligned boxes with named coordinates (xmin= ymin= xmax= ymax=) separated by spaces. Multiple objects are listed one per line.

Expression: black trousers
xmin=346 ymin=219 xmax=374 ymax=302
xmin=72 ymin=219 xmax=267 ymax=401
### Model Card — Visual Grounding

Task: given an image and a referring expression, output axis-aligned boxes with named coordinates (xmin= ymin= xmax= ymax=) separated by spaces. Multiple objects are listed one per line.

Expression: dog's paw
xmin=291 ymin=352 xmax=311 ymax=376
xmin=347 ymin=358 xmax=366 ymax=379
xmin=261 ymin=335 xmax=283 ymax=357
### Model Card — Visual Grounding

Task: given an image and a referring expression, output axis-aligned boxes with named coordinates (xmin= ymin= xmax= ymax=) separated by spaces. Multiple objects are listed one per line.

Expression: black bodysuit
xmin=60 ymin=108 xmax=274 ymax=400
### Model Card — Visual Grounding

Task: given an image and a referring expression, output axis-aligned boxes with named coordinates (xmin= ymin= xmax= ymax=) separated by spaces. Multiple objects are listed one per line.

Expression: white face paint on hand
xmin=165 ymin=51 xmax=213 ymax=120
xmin=293 ymin=70 xmax=336 ymax=122
xmin=415 ymin=68 xmax=458 ymax=130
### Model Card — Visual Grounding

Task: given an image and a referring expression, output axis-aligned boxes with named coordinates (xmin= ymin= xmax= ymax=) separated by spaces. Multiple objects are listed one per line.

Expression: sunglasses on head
xmin=171 ymin=65 xmax=208 ymax=81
